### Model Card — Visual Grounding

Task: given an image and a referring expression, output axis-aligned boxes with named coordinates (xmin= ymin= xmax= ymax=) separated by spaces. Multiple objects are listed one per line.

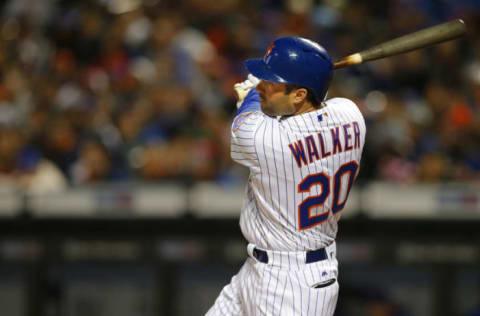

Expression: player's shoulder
xmin=324 ymin=97 xmax=358 ymax=109
xmin=324 ymin=97 xmax=363 ymax=117
xmin=232 ymin=110 xmax=265 ymax=132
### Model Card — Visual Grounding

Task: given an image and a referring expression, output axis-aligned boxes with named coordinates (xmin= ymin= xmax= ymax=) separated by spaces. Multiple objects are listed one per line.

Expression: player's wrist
xmin=234 ymin=75 xmax=260 ymax=108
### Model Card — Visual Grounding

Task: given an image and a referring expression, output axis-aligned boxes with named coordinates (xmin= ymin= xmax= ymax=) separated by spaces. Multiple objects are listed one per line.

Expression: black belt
xmin=252 ymin=247 xmax=328 ymax=264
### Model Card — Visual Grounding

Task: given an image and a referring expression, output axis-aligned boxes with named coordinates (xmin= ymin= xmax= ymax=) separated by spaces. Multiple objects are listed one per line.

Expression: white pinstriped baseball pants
xmin=206 ymin=243 xmax=339 ymax=316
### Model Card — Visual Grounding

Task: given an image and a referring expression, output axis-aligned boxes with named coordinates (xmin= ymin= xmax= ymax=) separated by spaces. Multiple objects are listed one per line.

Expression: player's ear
xmin=293 ymin=88 xmax=308 ymax=104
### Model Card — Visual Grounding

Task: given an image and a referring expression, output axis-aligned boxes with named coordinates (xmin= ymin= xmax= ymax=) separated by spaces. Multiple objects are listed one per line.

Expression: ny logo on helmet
xmin=263 ymin=43 xmax=275 ymax=63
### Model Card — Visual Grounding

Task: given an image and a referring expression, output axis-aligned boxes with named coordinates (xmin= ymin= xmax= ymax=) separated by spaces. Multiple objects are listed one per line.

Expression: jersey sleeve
xmin=231 ymin=89 xmax=263 ymax=168
xmin=237 ymin=88 xmax=261 ymax=115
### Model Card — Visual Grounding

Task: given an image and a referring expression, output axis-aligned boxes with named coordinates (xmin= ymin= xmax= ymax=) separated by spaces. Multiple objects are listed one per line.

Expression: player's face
xmin=256 ymin=80 xmax=296 ymax=116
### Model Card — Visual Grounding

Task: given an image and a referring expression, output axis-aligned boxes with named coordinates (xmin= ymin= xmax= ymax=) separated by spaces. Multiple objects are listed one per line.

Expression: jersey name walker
xmin=231 ymin=97 xmax=366 ymax=251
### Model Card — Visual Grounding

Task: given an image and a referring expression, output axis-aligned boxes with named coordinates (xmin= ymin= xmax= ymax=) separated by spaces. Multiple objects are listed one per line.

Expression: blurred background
xmin=0 ymin=0 xmax=479 ymax=315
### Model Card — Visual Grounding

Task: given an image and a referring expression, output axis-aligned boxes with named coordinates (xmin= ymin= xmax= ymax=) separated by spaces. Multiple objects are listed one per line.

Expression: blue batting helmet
xmin=245 ymin=37 xmax=333 ymax=102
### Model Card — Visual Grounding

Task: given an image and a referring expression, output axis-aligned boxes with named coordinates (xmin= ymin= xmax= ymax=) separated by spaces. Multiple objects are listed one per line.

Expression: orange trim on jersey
xmin=343 ymin=123 xmax=353 ymax=152
xmin=297 ymin=172 xmax=331 ymax=231
xmin=331 ymin=160 xmax=359 ymax=215
xmin=305 ymin=135 xmax=320 ymax=163
xmin=330 ymin=127 xmax=343 ymax=154
xmin=352 ymin=121 xmax=361 ymax=149
xmin=288 ymin=139 xmax=307 ymax=168
xmin=317 ymin=132 xmax=331 ymax=158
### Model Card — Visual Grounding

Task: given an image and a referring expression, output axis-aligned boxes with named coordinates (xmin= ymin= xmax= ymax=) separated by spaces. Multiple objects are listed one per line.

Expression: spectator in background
xmin=0 ymin=0 xmax=478 ymax=185
xmin=42 ymin=115 xmax=79 ymax=176
xmin=70 ymin=138 xmax=114 ymax=184
xmin=0 ymin=126 xmax=67 ymax=194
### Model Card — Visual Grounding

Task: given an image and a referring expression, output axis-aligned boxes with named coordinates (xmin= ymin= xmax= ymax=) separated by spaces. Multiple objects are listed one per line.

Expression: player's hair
xmin=285 ymin=84 xmax=321 ymax=107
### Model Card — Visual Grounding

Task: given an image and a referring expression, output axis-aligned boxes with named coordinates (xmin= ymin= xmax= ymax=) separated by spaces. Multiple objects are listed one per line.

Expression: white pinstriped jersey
xmin=231 ymin=97 xmax=366 ymax=252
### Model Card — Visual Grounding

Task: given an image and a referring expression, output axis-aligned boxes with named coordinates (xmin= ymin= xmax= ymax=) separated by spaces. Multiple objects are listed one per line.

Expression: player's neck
xmin=294 ymin=101 xmax=322 ymax=116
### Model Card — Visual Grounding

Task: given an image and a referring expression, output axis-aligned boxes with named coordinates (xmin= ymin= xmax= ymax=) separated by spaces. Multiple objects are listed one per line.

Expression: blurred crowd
xmin=0 ymin=0 xmax=479 ymax=193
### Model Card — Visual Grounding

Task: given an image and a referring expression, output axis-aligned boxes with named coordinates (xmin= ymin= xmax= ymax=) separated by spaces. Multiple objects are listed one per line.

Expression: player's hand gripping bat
xmin=234 ymin=74 xmax=260 ymax=108
xmin=334 ymin=19 xmax=466 ymax=69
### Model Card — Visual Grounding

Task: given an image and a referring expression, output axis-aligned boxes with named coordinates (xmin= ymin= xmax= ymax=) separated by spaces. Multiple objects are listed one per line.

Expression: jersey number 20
xmin=297 ymin=161 xmax=359 ymax=230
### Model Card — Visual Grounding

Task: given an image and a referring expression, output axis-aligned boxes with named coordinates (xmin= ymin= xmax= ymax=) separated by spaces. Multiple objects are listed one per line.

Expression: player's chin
xmin=261 ymin=103 xmax=275 ymax=116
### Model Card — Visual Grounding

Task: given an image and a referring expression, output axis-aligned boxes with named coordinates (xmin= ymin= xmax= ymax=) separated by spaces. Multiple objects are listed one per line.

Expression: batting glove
xmin=234 ymin=74 xmax=260 ymax=108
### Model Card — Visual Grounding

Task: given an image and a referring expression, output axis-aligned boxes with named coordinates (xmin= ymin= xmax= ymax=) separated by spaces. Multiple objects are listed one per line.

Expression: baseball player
xmin=206 ymin=37 xmax=366 ymax=316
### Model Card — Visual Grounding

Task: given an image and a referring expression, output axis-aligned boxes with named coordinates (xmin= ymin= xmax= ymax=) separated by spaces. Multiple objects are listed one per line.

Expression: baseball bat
xmin=333 ymin=19 xmax=466 ymax=69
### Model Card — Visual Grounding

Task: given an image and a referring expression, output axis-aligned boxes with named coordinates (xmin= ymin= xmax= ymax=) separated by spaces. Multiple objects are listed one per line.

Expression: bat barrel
xmin=333 ymin=19 xmax=466 ymax=69
xmin=360 ymin=19 xmax=466 ymax=62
